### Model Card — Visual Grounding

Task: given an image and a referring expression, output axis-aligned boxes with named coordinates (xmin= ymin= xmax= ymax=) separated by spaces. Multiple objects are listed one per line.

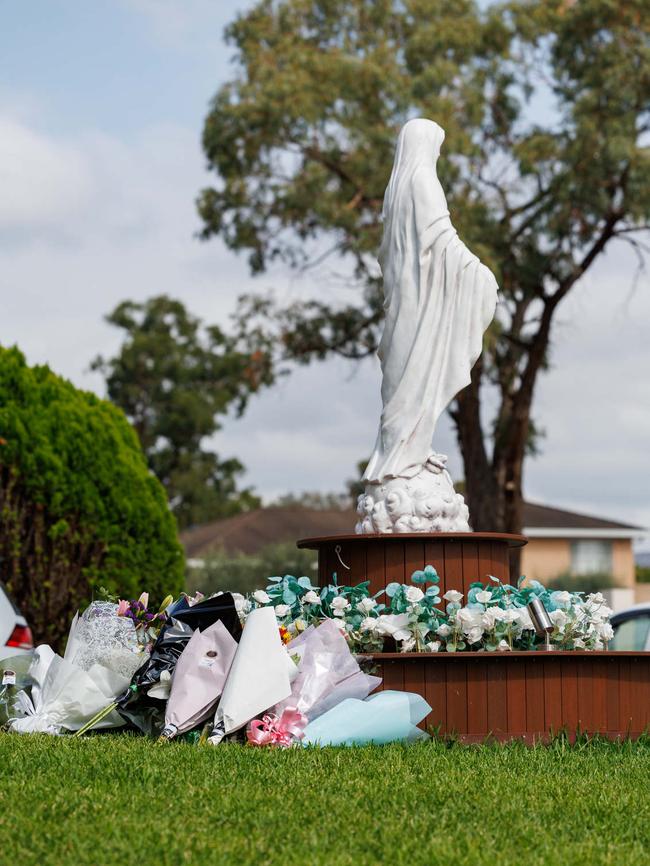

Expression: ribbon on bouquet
xmin=247 ymin=707 xmax=307 ymax=747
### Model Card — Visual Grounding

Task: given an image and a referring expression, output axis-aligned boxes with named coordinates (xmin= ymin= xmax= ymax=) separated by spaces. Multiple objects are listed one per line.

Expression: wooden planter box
xmin=372 ymin=651 xmax=650 ymax=742
xmin=298 ymin=531 xmax=650 ymax=742
xmin=298 ymin=531 xmax=527 ymax=596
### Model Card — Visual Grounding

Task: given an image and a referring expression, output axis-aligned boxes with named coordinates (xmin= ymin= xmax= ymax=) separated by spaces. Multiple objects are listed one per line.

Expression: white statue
xmin=356 ymin=118 xmax=498 ymax=535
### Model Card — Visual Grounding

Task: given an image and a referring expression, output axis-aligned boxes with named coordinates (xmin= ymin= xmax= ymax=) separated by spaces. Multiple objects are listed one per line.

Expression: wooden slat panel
xmin=577 ymin=657 xmax=595 ymax=730
xmin=525 ymin=657 xmax=545 ymax=737
xmin=487 ymin=542 xmax=508 ymax=584
xmin=542 ymin=658 xmax=563 ymax=734
xmin=477 ymin=542 xmax=495 ymax=585
xmin=590 ymin=658 xmax=608 ymax=734
xmin=486 ymin=659 xmax=508 ymax=738
xmin=618 ymin=658 xmax=634 ymax=736
xmin=445 ymin=660 xmax=468 ymax=735
xmin=382 ymin=659 xmax=405 ymax=694
xmin=345 ymin=539 xmax=367 ymax=588
xmin=443 ymin=542 xmax=464 ymax=598
xmin=365 ymin=541 xmax=386 ymax=596
xmin=404 ymin=541 xmax=426 ymax=584
xmin=561 ymin=659 xmax=579 ymax=735
xmin=424 ymin=659 xmax=447 ymax=735
xmin=466 ymin=660 xmax=488 ymax=737
xmin=605 ymin=656 xmax=620 ymax=733
xmin=461 ymin=541 xmax=479 ymax=596
xmin=424 ymin=541 xmax=446 ymax=596
xmin=384 ymin=543 xmax=405 ymax=592
xmin=403 ymin=659 xmax=427 ymax=729
xmin=505 ymin=659 xmax=527 ymax=735
xmin=635 ymin=657 xmax=650 ymax=731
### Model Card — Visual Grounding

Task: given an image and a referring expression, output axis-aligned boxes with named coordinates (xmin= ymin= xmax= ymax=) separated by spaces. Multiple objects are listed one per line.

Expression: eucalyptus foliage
xmin=199 ymin=0 xmax=650 ymax=540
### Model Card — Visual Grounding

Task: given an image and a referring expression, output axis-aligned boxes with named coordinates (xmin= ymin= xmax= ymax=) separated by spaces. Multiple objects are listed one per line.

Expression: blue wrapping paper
xmin=302 ymin=689 xmax=431 ymax=747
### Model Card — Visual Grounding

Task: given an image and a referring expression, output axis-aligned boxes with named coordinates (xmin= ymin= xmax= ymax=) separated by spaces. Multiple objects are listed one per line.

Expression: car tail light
xmin=6 ymin=624 xmax=34 ymax=649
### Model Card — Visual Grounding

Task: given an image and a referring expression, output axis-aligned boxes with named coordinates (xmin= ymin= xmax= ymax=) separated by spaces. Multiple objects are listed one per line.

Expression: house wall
xmin=520 ymin=538 xmax=571 ymax=582
xmin=520 ymin=537 xmax=636 ymax=587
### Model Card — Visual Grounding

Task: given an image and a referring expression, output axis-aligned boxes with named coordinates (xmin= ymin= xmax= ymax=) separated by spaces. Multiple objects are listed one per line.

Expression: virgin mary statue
xmin=356 ymin=119 xmax=498 ymax=534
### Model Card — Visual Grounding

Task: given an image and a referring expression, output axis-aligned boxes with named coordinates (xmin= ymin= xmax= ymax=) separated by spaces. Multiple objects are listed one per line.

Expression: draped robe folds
xmin=363 ymin=120 xmax=498 ymax=486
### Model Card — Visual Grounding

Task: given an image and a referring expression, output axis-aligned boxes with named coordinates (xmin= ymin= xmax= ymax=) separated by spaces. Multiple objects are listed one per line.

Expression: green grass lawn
xmin=2 ymin=734 xmax=650 ymax=866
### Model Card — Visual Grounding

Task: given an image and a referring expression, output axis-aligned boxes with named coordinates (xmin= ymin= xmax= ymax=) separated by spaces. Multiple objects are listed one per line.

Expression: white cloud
xmin=0 ymin=116 xmax=94 ymax=229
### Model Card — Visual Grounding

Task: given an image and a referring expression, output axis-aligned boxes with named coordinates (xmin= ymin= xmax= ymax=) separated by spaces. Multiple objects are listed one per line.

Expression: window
xmin=570 ymin=539 xmax=612 ymax=576
xmin=611 ymin=616 xmax=650 ymax=651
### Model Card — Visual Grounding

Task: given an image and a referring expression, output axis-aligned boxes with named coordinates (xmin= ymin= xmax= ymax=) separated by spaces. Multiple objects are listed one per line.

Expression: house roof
xmin=181 ymin=501 xmax=645 ymax=558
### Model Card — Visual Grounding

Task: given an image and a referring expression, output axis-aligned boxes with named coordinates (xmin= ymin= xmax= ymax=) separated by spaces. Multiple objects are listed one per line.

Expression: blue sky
xmin=1 ymin=0 xmax=649 ymax=544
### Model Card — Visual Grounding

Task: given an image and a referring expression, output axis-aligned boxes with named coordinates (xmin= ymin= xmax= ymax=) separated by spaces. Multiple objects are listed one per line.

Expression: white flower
xmin=293 ymin=618 xmax=307 ymax=633
xmin=331 ymin=596 xmax=350 ymax=612
xmin=275 ymin=604 xmax=291 ymax=617
xmin=516 ymin=608 xmax=534 ymax=631
xmin=574 ymin=637 xmax=586 ymax=649
xmin=476 ymin=590 xmax=492 ymax=604
xmin=405 ymin=586 xmax=425 ymax=604
xmin=443 ymin=590 xmax=463 ymax=604
xmin=436 ymin=623 xmax=451 ymax=638
xmin=360 ymin=617 xmax=378 ymax=633
xmin=457 ymin=608 xmax=484 ymax=632
xmin=586 ymin=592 xmax=606 ymax=605
xmin=425 ymin=641 xmax=441 ymax=652
xmin=303 ymin=590 xmax=320 ymax=605
xmin=597 ymin=622 xmax=614 ymax=641
xmin=356 ymin=597 xmax=377 ymax=613
xmin=467 ymin=626 xmax=484 ymax=644
xmin=549 ymin=609 xmax=568 ymax=629
xmin=497 ymin=639 xmax=511 ymax=651
xmin=550 ymin=590 xmax=572 ymax=609
xmin=400 ymin=637 xmax=416 ymax=652
xmin=253 ymin=590 xmax=270 ymax=604
xmin=375 ymin=613 xmax=411 ymax=642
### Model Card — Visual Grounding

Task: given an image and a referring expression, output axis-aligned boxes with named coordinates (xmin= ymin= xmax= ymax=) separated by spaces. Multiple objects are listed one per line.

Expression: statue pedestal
xmin=296 ymin=531 xmax=527 ymax=597
xmin=296 ymin=532 xmax=650 ymax=742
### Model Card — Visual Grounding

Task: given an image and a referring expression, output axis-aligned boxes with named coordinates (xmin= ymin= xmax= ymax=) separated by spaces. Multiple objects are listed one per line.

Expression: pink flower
xmin=138 ymin=592 xmax=149 ymax=609
xmin=116 ymin=599 xmax=130 ymax=616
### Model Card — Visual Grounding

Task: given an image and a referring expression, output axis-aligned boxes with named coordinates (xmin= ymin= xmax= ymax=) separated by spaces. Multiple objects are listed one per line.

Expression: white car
xmin=0 ymin=583 xmax=34 ymax=660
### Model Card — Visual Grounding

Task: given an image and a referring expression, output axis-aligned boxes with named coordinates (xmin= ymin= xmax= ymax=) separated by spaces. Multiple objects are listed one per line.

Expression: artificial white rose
xmin=573 ymin=637 xmax=586 ymax=649
xmin=436 ymin=623 xmax=451 ymax=638
xmin=331 ymin=596 xmax=351 ymax=612
xmin=360 ymin=617 xmax=378 ymax=632
xmin=516 ymin=608 xmax=535 ymax=630
xmin=425 ymin=640 xmax=442 ymax=652
xmin=356 ymin=597 xmax=377 ymax=613
xmin=253 ymin=590 xmax=271 ymax=604
xmin=275 ymin=604 xmax=291 ymax=617
xmin=232 ymin=592 xmax=248 ymax=614
xmin=597 ymin=622 xmax=614 ymax=641
xmin=497 ymin=639 xmax=511 ymax=651
xmin=443 ymin=590 xmax=463 ymax=604
xmin=400 ymin=637 xmax=416 ymax=653
xmin=467 ymin=626 xmax=484 ymax=644
xmin=481 ymin=608 xmax=500 ymax=629
xmin=375 ymin=613 xmax=412 ymax=642
xmin=586 ymin=592 xmax=606 ymax=605
xmin=457 ymin=608 xmax=484 ymax=632
xmin=549 ymin=609 xmax=568 ymax=629
xmin=550 ymin=590 xmax=572 ymax=609
xmin=303 ymin=590 xmax=321 ymax=605
xmin=404 ymin=586 xmax=425 ymax=604
xmin=476 ymin=590 xmax=493 ymax=604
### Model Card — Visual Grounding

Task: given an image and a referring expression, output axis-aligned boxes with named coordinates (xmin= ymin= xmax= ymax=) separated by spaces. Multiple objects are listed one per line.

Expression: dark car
xmin=610 ymin=604 xmax=650 ymax=651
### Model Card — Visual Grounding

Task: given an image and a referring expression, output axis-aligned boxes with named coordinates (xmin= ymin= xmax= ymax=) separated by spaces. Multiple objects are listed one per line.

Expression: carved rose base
xmin=355 ymin=454 xmax=470 ymax=534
